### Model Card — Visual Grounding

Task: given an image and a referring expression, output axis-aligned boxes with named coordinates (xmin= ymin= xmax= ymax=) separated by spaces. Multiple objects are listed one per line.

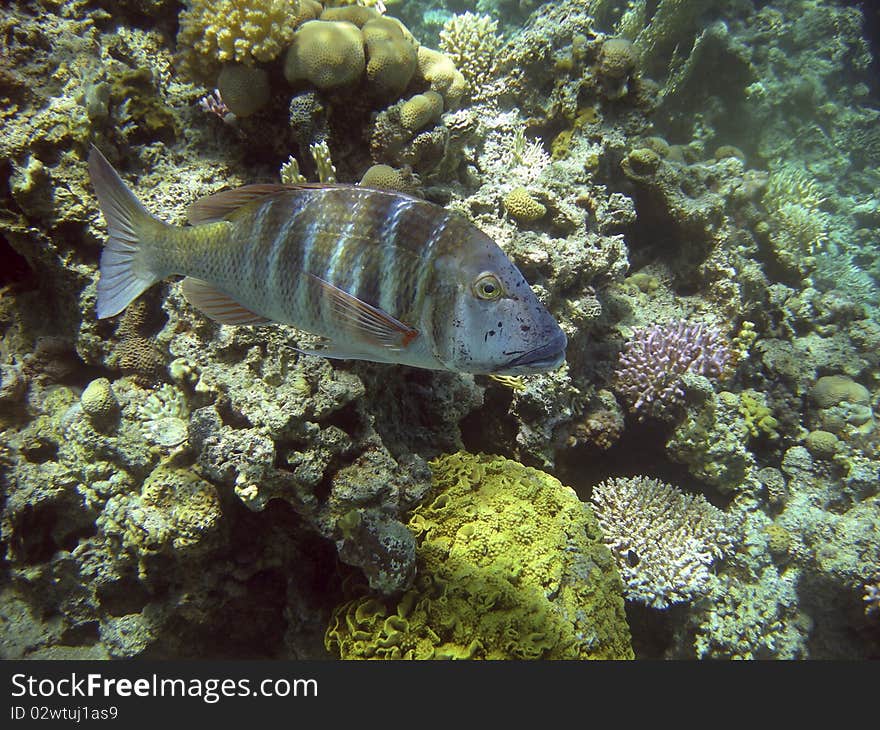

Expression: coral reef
xmin=438 ymin=12 xmax=501 ymax=94
xmin=284 ymin=20 xmax=367 ymax=90
xmin=177 ymin=0 xmax=320 ymax=79
xmin=1 ymin=0 xmax=879 ymax=661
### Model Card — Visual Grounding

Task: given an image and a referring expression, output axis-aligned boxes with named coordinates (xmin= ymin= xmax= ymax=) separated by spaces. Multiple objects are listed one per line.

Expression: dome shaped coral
xmin=399 ymin=90 xmax=443 ymax=131
xmin=362 ymin=16 xmax=418 ymax=97
xmin=416 ymin=46 xmax=467 ymax=109
xmin=284 ymin=19 xmax=366 ymax=90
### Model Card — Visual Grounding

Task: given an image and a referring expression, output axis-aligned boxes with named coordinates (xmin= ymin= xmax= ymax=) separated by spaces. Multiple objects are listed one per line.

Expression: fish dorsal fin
xmin=309 ymin=274 xmax=419 ymax=350
xmin=187 ymin=183 xmax=426 ymax=225
xmin=181 ymin=277 xmax=271 ymax=325
xmin=187 ymin=184 xmax=300 ymax=224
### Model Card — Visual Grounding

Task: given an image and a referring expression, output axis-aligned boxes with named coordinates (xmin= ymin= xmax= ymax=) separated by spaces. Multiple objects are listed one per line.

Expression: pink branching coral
xmin=865 ymin=574 xmax=880 ymax=616
xmin=198 ymin=89 xmax=233 ymax=123
xmin=613 ymin=320 xmax=730 ymax=420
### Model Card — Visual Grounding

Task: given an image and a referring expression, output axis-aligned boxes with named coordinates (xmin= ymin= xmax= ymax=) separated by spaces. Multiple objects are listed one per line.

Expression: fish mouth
xmin=500 ymin=331 xmax=567 ymax=373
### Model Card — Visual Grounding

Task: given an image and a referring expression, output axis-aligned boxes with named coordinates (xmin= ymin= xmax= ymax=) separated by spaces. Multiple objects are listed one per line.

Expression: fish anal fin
xmin=181 ymin=277 xmax=271 ymax=325
xmin=309 ymin=274 xmax=419 ymax=350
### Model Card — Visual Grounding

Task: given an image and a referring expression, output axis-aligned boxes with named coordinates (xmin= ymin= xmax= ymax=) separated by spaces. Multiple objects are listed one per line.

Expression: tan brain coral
xmin=399 ymin=90 xmax=443 ymax=131
xmin=284 ymin=19 xmax=367 ymax=89
xmin=416 ymin=46 xmax=468 ymax=108
xmin=359 ymin=164 xmax=412 ymax=193
xmin=503 ymin=187 xmax=546 ymax=223
xmin=362 ymin=17 xmax=419 ymax=97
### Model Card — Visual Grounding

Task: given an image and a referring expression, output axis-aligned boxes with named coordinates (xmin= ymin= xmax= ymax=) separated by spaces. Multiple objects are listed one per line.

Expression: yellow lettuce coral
xmin=325 ymin=452 xmax=633 ymax=660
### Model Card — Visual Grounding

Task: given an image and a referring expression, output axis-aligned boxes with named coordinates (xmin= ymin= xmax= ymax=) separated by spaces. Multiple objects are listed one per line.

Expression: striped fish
xmin=88 ymin=146 xmax=566 ymax=374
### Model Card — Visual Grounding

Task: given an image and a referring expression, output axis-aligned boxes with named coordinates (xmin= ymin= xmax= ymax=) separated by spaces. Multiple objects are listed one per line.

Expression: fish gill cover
xmin=0 ymin=0 xmax=878 ymax=661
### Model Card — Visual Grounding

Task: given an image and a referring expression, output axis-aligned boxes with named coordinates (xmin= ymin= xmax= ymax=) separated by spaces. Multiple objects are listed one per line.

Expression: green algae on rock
xmin=325 ymin=452 xmax=633 ymax=660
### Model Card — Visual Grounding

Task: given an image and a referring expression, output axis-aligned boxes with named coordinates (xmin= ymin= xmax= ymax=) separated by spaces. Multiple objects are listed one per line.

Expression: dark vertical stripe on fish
xmin=326 ymin=190 xmax=362 ymax=289
xmin=377 ymin=196 xmax=416 ymax=315
xmin=269 ymin=195 xmax=308 ymax=318
xmin=248 ymin=197 xmax=281 ymax=304
xmin=300 ymin=196 xmax=329 ymax=325
xmin=243 ymin=197 xmax=273 ymax=292
xmin=406 ymin=209 xmax=450 ymax=321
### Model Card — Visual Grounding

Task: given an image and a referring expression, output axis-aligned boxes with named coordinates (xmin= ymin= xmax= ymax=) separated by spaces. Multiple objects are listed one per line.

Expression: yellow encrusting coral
xmin=503 ymin=187 xmax=546 ymax=223
xmin=738 ymin=390 xmax=780 ymax=440
xmin=325 ymin=452 xmax=633 ymax=660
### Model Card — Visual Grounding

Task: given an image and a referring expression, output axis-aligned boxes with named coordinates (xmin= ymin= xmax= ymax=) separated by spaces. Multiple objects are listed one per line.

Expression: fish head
xmin=431 ymin=229 xmax=567 ymax=375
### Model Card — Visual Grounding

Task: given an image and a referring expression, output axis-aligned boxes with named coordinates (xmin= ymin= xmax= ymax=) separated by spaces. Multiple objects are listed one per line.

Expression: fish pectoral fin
xmin=308 ymin=274 xmax=419 ymax=350
xmin=186 ymin=184 xmax=302 ymax=224
xmin=181 ymin=277 xmax=271 ymax=325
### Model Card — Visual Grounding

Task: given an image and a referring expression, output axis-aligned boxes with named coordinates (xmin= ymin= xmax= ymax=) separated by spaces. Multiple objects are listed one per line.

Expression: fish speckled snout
xmin=503 ymin=327 xmax=568 ymax=373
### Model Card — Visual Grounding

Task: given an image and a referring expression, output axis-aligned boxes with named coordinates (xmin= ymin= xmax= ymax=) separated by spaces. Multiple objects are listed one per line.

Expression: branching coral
xmin=693 ymin=567 xmax=808 ymax=659
xmin=177 ymin=0 xmax=320 ymax=80
xmin=439 ymin=12 xmax=501 ymax=93
xmin=590 ymin=475 xmax=734 ymax=608
xmin=865 ymin=573 xmax=880 ymax=616
xmin=613 ymin=320 xmax=730 ymax=420
xmin=480 ymin=115 xmax=551 ymax=186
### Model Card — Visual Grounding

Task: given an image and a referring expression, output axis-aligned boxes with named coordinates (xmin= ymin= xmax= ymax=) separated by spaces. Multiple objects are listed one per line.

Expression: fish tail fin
xmin=88 ymin=145 xmax=165 ymax=319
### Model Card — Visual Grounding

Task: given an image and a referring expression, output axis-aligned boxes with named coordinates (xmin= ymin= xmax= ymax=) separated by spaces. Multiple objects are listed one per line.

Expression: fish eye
xmin=473 ymin=272 xmax=504 ymax=301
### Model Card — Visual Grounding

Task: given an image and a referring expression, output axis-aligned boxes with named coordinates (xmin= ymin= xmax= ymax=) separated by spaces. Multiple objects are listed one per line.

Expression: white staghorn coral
xmin=590 ymin=475 xmax=734 ymax=608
